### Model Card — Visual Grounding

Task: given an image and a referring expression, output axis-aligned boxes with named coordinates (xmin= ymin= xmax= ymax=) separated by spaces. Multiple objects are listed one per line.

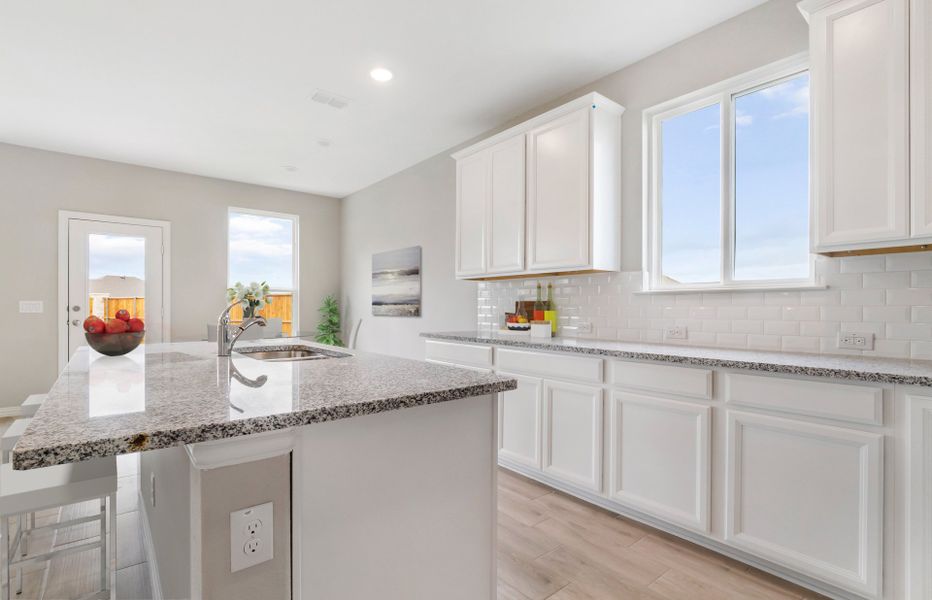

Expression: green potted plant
xmin=316 ymin=295 xmax=343 ymax=347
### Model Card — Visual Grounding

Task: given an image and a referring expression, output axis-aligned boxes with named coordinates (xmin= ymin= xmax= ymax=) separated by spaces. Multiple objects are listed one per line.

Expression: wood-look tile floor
xmin=496 ymin=468 xmax=829 ymax=600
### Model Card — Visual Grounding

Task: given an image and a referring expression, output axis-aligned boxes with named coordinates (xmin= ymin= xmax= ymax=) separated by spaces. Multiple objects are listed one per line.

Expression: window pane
xmin=660 ymin=103 xmax=721 ymax=284
xmin=734 ymin=72 xmax=810 ymax=280
xmin=228 ymin=211 xmax=295 ymax=289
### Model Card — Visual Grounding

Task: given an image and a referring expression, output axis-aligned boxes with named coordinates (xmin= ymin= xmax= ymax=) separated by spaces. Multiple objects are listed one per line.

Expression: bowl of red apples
xmin=83 ymin=309 xmax=145 ymax=356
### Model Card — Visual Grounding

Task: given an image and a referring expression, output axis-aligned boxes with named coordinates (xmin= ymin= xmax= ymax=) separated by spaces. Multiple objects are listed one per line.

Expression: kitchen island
xmin=12 ymin=339 xmax=516 ymax=600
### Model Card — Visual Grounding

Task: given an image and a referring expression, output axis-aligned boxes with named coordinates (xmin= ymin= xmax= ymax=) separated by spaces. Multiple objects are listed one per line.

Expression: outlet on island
xmin=231 ymin=502 xmax=274 ymax=572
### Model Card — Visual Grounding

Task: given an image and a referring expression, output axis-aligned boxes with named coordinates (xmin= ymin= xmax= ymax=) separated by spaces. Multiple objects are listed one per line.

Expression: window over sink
xmin=227 ymin=208 xmax=299 ymax=335
xmin=643 ymin=56 xmax=813 ymax=291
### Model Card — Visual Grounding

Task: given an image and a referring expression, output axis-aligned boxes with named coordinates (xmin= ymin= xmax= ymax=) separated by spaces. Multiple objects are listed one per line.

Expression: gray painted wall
xmin=0 ymin=143 xmax=341 ymax=409
xmin=340 ymin=0 xmax=808 ymax=357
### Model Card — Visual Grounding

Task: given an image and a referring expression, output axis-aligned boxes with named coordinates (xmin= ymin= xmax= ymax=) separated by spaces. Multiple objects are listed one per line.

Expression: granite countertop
xmin=422 ymin=330 xmax=932 ymax=387
xmin=13 ymin=339 xmax=516 ymax=470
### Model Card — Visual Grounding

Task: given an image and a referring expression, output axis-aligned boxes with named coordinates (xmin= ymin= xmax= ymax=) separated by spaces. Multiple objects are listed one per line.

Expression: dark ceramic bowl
xmin=85 ymin=331 xmax=145 ymax=356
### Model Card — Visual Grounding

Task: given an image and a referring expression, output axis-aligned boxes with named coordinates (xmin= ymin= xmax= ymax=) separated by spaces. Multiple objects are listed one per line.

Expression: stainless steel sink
xmin=235 ymin=345 xmax=349 ymax=362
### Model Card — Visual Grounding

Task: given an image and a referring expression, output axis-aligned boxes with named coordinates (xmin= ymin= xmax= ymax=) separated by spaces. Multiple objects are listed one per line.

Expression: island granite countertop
xmin=422 ymin=330 xmax=932 ymax=387
xmin=12 ymin=339 xmax=516 ymax=470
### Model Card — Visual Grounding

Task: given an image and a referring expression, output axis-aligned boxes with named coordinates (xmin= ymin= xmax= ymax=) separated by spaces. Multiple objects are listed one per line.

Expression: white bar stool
xmin=1 ymin=421 xmax=31 ymax=464
xmin=19 ymin=396 xmax=45 ymax=419
xmin=0 ymin=458 xmax=117 ymax=600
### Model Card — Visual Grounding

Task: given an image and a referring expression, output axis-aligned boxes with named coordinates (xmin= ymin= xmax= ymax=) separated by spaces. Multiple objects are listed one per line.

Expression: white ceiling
xmin=0 ymin=0 xmax=767 ymax=198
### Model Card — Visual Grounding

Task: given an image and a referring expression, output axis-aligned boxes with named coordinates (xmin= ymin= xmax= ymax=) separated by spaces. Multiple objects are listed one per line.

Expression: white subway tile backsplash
xmin=782 ymin=306 xmax=820 ymax=321
xmin=821 ymin=305 xmax=862 ymax=322
xmin=863 ymin=305 xmax=909 ymax=323
xmin=840 ymin=289 xmax=885 ymax=306
xmin=478 ymin=261 xmax=932 ymax=360
xmin=887 ymin=288 xmax=932 ymax=306
xmin=863 ymin=271 xmax=909 ymax=289
xmin=840 ymin=256 xmax=886 ymax=273
xmin=764 ymin=320 xmax=800 ymax=336
xmin=781 ymin=336 xmax=821 ymax=353
xmin=748 ymin=306 xmax=783 ymax=320
xmin=886 ymin=253 xmax=932 ymax=271
xmin=911 ymin=271 xmax=932 ymax=288
xmin=912 ymin=306 xmax=932 ymax=323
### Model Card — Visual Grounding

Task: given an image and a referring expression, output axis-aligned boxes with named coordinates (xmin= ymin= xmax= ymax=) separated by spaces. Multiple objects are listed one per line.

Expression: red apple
xmin=105 ymin=318 xmax=128 ymax=334
xmin=83 ymin=316 xmax=105 ymax=333
xmin=127 ymin=318 xmax=145 ymax=333
xmin=115 ymin=309 xmax=131 ymax=322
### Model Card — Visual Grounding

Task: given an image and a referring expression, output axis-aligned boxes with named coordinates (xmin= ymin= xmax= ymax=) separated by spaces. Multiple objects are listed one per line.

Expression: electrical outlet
xmin=231 ymin=502 xmax=273 ymax=573
xmin=664 ymin=326 xmax=688 ymax=341
xmin=576 ymin=320 xmax=592 ymax=334
xmin=838 ymin=332 xmax=874 ymax=350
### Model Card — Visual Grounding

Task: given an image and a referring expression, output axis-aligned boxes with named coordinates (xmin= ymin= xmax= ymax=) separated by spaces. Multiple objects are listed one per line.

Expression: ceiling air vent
xmin=311 ymin=89 xmax=351 ymax=110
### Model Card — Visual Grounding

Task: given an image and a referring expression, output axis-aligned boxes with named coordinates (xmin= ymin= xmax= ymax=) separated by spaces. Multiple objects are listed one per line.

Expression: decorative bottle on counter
xmin=533 ymin=282 xmax=545 ymax=321
xmin=544 ymin=282 xmax=557 ymax=335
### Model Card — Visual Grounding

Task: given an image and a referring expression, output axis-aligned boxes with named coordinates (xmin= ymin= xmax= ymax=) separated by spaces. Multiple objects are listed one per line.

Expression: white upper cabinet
xmin=488 ymin=136 xmax=526 ymax=274
xmin=452 ymin=93 xmax=624 ymax=279
xmin=801 ymin=0 xmax=913 ymax=252
xmin=913 ymin=0 xmax=932 ymax=237
xmin=526 ymin=108 xmax=591 ymax=270
xmin=455 ymin=151 xmax=488 ymax=277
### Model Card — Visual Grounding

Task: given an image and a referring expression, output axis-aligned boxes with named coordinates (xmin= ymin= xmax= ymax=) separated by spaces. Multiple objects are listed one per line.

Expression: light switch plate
xmin=18 ymin=301 xmax=43 ymax=314
xmin=230 ymin=502 xmax=273 ymax=573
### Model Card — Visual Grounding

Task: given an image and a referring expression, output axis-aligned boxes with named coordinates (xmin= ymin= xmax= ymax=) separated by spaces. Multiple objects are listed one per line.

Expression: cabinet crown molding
xmin=450 ymin=92 xmax=624 ymax=161
xmin=797 ymin=0 xmax=848 ymax=21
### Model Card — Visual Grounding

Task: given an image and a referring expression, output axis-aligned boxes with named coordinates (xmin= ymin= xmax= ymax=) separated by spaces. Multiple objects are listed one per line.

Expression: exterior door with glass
xmin=64 ymin=215 xmax=167 ymax=365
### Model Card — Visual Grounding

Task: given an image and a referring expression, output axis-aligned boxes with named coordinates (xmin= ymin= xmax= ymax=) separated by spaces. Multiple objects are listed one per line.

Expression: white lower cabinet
xmin=424 ymin=339 xmax=910 ymax=599
xmin=542 ymin=380 xmax=603 ymax=492
xmin=609 ymin=391 xmax=711 ymax=532
xmin=725 ymin=410 xmax=883 ymax=598
xmin=497 ymin=372 xmax=542 ymax=468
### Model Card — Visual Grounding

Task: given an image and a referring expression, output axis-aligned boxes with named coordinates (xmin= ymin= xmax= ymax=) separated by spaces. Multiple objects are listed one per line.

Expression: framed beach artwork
xmin=372 ymin=246 xmax=421 ymax=317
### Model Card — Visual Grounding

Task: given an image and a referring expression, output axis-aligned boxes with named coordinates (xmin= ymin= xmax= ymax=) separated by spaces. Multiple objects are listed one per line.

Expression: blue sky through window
xmin=734 ymin=73 xmax=810 ymax=280
xmin=228 ymin=211 xmax=295 ymax=289
xmin=659 ymin=71 xmax=810 ymax=284
xmin=89 ymin=234 xmax=145 ymax=280
xmin=661 ymin=103 xmax=721 ymax=283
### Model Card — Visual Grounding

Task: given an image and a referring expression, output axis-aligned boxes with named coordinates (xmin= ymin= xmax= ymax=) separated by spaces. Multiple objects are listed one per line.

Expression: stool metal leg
xmin=108 ymin=492 xmax=116 ymax=597
xmin=3 ymin=516 xmax=10 ymax=600
xmin=14 ymin=517 xmax=21 ymax=596
xmin=98 ymin=498 xmax=106 ymax=595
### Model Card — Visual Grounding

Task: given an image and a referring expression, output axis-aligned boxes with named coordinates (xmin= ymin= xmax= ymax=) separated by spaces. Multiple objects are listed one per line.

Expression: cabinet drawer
xmin=424 ymin=341 xmax=493 ymax=368
xmin=724 ymin=372 xmax=883 ymax=426
xmin=610 ymin=360 xmax=712 ymax=400
xmin=496 ymin=349 xmax=602 ymax=383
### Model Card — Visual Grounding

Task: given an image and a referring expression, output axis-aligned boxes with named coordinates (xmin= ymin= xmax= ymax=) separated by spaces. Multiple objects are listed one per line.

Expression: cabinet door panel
xmin=497 ymin=373 xmax=541 ymax=468
xmin=542 ymin=380 xmax=602 ymax=491
xmin=527 ymin=108 xmax=590 ymax=270
xmin=488 ymin=136 xmax=526 ymax=274
xmin=912 ymin=0 xmax=932 ymax=236
xmin=610 ymin=392 xmax=710 ymax=532
xmin=455 ymin=151 xmax=488 ymax=276
xmin=725 ymin=410 xmax=882 ymax=598
xmin=907 ymin=394 xmax=932 ymax=600
xmin=811 ymin=0 xmax=909 ymax=247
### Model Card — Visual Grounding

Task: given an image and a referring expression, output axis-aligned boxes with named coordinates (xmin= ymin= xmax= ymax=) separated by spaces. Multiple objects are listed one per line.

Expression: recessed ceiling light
xmin=369 ymin=67 xmax=393 ymax=83
xmin=282 ymin=165 xmax=297 ymax=172
xmin=317 ymin=139 xmax=332 ymax=148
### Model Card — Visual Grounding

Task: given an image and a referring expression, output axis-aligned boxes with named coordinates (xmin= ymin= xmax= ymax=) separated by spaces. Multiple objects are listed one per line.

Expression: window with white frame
xmin=228 ymin=208 xmax=299 ymax=334
xmin=644 ymin=57 xmax=812 ymax=291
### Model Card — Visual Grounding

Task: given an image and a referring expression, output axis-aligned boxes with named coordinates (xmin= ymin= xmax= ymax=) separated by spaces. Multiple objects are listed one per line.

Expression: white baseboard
xmin=0 ymin=407 xmax=23 ymax=418
xmin=498 ymin=458 xmax=862 ymax=600
xmin=138 ymin=493 xmax=164 ymax=600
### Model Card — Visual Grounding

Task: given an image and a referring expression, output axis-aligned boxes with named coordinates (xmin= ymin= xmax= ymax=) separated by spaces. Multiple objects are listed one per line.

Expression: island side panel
xmin=193 ymin=453 xmax=292 ymax=600
xmin=295 ymin=393 xmax=497 ymax=600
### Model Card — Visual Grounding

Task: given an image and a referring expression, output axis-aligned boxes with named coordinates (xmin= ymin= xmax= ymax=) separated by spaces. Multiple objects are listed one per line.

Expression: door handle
xmin=71 ymin=319 xmax=81 ymax=326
